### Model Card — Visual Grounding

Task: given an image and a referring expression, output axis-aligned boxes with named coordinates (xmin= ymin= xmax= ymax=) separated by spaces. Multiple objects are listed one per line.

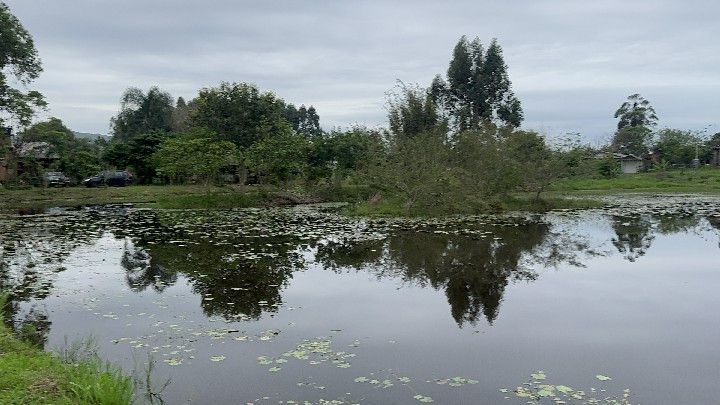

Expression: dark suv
xmin=44 ymin=172 xmax=71 ymax=187
xmin=84 ymin=170 xmax=133 ymax=187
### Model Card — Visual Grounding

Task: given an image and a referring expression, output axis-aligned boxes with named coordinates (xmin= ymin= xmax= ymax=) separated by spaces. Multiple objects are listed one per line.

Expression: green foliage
xmin=432 ymin=36 xmax=522 ymax=131
xmin=285 ymin=104 xmax=322 ymax=137
xmin=0 ymin=2 xmax=47 ymax=127
xmin=555 ymin=166 xmax=720 ymax=191
xmin=153 ymin=130 xmax=240 ymax=185
xmin=372 ymin=131 xmax=465 ymax=213
xmin=453 ymin=128 xmax=516 ymax=198
xmin=505 ymin=131 xmax=568 ymax=199
xmin=103 ymin=130 xmax=170 ymax=183
xmin=308 ymin=126 xmax=386 ymax=181
xmin=0 ymin=293 xmax=133 ymax=404
xmin=19 ymin=118 xmax=103 ymax=181
xmin=245 ymin=129 xmax=311 ymax=184
xmin=388 ymin=82 xmax=444 ymax=140
xmin=191 ymin=82 xmax=291 ymax=148
xmin=363 ymin=125 xmax=575 ymax=214
xmin=597 ymin=156 xmax=621 ymax=179
xmin=654 ymin=128 xmax=701 ymax=165
xmin=614 ymin=93 xmax=658 ymax=130
xmin=171 ymin=96 xmax=196 ymax=133
xmin=611 ymin=126 xmax=652 ymax=156
xmin=111 ymin=87 xmax=174 ymax=142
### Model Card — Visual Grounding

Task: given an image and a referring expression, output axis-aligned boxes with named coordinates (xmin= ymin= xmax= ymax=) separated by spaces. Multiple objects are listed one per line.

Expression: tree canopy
xmin=111 ymin=87 xmax=174 ymax=142
xmin=190 ymin=82 xmax=291 ymax=148
xmin=431 ymin=36 xmax=523 ymax=132
xmin=614 ymin=93 xmax=658 ymax=130
xmin=0 ymin=2 xmax=46 ymax=127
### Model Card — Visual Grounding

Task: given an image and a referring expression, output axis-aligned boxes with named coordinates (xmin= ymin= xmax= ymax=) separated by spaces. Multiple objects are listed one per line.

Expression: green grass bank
xmin=0 ymin=294 xmax=133 ymax=404
xmin=553 ymin=167 xmax=720 ymax=193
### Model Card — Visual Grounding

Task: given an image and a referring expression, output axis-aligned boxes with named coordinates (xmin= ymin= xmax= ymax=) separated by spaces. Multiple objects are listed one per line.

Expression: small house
xmin=590 ymin=152 xmax=646 ymax=174
xmin=616 ymin=153 xmax=643 ymax=174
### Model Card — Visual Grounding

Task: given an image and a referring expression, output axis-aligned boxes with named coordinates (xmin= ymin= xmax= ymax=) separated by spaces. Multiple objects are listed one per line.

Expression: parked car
xmin=43 ymin=171 xmax=71 ymax=187
xmin=84 ymin=170 xmax=133 ymax=187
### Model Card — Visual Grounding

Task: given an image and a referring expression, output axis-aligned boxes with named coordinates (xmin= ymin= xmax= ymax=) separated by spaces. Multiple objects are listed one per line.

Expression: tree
xmin=387 ymin=82 xmax=444 ymax=140
xmin=244 ymin=128 xmax=311 ymax=184
xmin=432 ymin=36 xmax=523 ymax=132
xmin=127 ymin=131 xmax=169 ymax=183
xmin=153 ymin=130 xmax=240 ymax=185
xmin=611 ymin=126 xmax=652 ymax=156
xmin=299 ymin=106 xmax=321 ymax=137
xmin=171 ymin=96 xmax=196 ymax=132
xmin=614 ymin=93 xmax=658 ymax=130
xmin=446 ymin=36 xmax=474 ymax=131
xmin=111 ymin=87 xmax=174 ymax=141
xmin=654 ymin=128 xmax=700 ymax=165
xmin=0 ymin=2 xmax=46 ymax=127
xmin=505 ymin=131 xmax=567 ymax=200
xmin=190 ymin=82 xmax=290 ymax=148
xmin=375 ymin=131 xmax=458 ymax=213
xmin=19 ymin=118 xmax=102 ymax=181
xmin=19 ymin=117 xmax=74 ymax=145
xmin=285 ymin=104 xmax=322 ymax=137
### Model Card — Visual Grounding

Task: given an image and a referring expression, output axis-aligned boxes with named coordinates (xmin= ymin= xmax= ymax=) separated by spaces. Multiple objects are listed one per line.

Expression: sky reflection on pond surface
xmin=1 ymin=199 xmax=719 ymax=404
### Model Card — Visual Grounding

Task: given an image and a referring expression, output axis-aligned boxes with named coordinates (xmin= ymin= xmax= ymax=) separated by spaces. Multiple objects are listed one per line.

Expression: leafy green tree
xmin=111 ymin=87 xmax=174 ymax=141
xmin=244 ymin=127 xmax=311 ymax=184
xmin=614 ymin=93 xmax=658 ymax=130
xmin=190 ymin=82 xmax=290 ymax=148
xmin=611 ymin=126 xmax=653 ymax=156
xmin=153 ymin=130 xmax=240 ymax=185
xmin=0 ymin=2 xmax=46 ymax=127
xmin=171 ymin=96 xmax=196 ymax=132
xmin=19 ymin=117 xmax=74 ymax=145
xmin=654 ymin=128 xmax=701 ymax=165
xmin=19 ymin=118 xmax=102 ymax=181
xmin=103 ymin=130 xmax=171 ymax=183
xmin=505 ymin=131 xmax=567 ymax=200
xmin=597 ymin=155 xmax=620 ymax=178
xmin=446 ymin=36 xmax=474 ymax=131
xmin=372 ymin=131 xmax=461 ymax=213
xmin=432 ymin=36 xmax=523 ymax=131
xmin=453 ymin=128 xmax=515 ymax=199
xmin=284 ymin=104 xmax=322 ymax=137
xmin=388 ymin=82 xmax=444 ymax=140
xmin=306 ymin=126 xmax=385 ymax=181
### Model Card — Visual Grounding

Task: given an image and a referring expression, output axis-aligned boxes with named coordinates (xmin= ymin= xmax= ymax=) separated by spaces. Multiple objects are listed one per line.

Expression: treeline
xmin=5 ymin=0 xmax=720 ymax=215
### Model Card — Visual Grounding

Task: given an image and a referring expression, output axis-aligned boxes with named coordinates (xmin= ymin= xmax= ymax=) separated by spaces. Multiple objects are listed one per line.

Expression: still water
xmin=1 ymin=197 xmax=719 ymax=404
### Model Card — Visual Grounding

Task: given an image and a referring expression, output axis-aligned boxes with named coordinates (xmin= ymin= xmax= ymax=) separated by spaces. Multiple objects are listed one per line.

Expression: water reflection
xmin=611 ymin=215 xmax=655 ymax=262
xmin=316 ymin=220 xmax=602 ymax=326
xmin=2 ymin=204 xmax=720 ymax=348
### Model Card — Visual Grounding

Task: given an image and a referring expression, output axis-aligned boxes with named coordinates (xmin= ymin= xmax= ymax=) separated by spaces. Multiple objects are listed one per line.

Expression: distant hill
xmin=73 ymin=131 xmax=109 ymax=141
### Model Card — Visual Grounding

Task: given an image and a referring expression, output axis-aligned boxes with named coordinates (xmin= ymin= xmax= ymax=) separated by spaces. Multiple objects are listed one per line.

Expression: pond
xmin=1 ymin=196 xmax=719 ymax=404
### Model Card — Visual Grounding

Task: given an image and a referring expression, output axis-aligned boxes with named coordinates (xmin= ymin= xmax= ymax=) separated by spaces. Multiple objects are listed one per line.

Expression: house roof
xmin=590 ymin=152 xmax=644 ymax=161
xmin=615 ymin=153 xmax=643 ymax=161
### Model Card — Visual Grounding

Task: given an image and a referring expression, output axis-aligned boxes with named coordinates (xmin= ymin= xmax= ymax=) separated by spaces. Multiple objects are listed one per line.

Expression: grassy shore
xmin=0 ymin=294 xmax=133 ymax=404
xmin=553 ymin=167 xmax=720 ymax=193
xmin=0 ymin=184 xmax=325 ymax=213
xmin=3 ymin=168 xmax=720 ymax=215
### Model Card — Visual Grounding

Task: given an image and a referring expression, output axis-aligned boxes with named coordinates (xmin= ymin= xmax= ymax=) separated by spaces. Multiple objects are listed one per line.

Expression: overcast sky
xmin=5 ymin=0 xmax=719 ymax=142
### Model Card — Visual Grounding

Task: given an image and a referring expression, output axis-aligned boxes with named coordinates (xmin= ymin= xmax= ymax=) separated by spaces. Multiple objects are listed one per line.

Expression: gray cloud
xmin=5 ymin=0 xmax=720 ymax=141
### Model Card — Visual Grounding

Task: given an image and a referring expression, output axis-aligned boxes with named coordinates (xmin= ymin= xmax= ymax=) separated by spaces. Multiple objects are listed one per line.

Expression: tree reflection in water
xmin=4 ymin=204 xmax=720 ymax=349
xmin=317 ymin=219 xmax=600 ymax=326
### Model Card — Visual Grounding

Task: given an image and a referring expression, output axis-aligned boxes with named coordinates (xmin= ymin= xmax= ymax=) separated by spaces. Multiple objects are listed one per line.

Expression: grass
xmin=0 ymin=293 xmax=133 ymax=404
xmin=0 ymin=184 xmax=319 ymax=212
xmin=3 ymin=168 xmax=720 ymax=215
xmin=554 ymin=167 xmax=720 ymax=193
